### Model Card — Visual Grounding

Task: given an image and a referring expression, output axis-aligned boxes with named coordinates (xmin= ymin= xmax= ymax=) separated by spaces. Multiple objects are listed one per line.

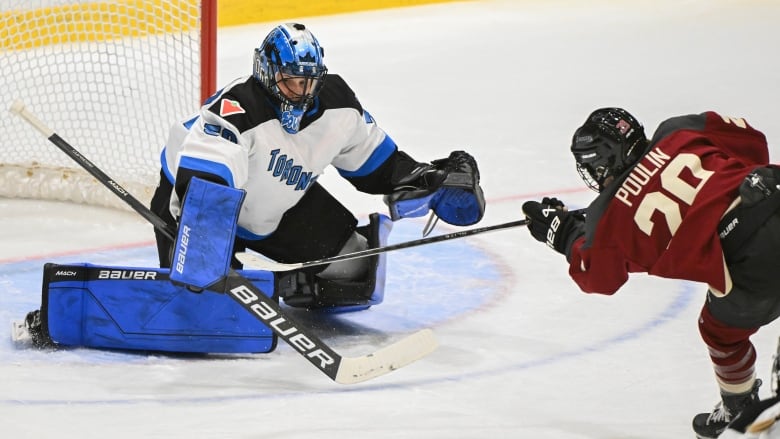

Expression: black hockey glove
xmin=522 ymin=197 xmax=585 ymax=256
xmin=384 ymin=151 xmax=485 ymax=226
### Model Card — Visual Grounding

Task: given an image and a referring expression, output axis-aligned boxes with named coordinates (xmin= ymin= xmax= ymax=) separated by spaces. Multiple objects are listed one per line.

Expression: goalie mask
xmin=253 ymin=23 xmax=327 ymax=134
xmin=571 ymin=107 xmax=647 ymax=191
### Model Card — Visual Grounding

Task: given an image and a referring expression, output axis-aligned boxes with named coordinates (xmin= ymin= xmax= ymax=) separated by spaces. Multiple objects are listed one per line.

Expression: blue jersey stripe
xmin=178 ymin=156 xmax=236 ymax=188
xmin=160 ymin=149 xmax=174 ymax=183
xmin=337 ymin=134 xmax=397 ymax=178
xmin=236 ymin=226 xmax=269 ymax=241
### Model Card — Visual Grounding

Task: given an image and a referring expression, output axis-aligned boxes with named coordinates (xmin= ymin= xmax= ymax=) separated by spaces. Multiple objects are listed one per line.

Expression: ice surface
xmin=2 ymin=1 xmax=780 ymax=437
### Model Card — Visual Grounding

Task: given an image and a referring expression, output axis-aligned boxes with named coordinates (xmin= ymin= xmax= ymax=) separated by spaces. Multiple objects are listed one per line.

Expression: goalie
xmin=16 ymin=22 xmax=484 ymax=355
xmin=150 ymin=22 xmax=485 ymax=309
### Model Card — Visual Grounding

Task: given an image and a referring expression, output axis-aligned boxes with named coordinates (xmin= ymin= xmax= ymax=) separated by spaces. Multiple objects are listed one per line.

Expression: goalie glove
xmin=522 ymin=197 xmax=585 ymax=256
xmin=384 ymin=150 xmax=485 ymax=226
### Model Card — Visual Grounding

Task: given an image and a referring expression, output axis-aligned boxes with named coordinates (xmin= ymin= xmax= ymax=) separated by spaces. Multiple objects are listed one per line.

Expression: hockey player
xmin=149 ymin=22 xmax=485 ymax=310
xmin=15 ymin=23 xmax=484 ymax=355
xmin=520 ymin=107 xmax=780 ymax=439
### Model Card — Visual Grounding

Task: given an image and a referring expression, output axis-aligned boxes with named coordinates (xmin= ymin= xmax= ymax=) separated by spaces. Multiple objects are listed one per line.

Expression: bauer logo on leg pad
xmin=44 ymin=263 xmax=277 ymax=354
xmin=170 ymin=177 xmax=246 ymax=290
xmin=175 ymin=225 xmax=191 ymax=275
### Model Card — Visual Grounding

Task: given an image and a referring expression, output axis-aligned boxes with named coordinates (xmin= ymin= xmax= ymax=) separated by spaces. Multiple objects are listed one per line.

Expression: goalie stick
xmin=9 ymin=99 xmax=437 ymax=385
xmin=237 ymin=209 xmax=586 ymax=272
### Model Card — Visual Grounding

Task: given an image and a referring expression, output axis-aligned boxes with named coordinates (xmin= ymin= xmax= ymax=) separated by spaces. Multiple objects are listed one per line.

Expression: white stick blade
xmin=11 ymin=319 xmax=31 ymax=345
xmin=9 ymin=99 xmax=55 ymax=137
xmin=334 ymin=328 xmax=438 ymax=384
xmin=9 ymin=99 xmax=26 ymax=115
xmin=235 ymin=252 xmax=303 ymax=272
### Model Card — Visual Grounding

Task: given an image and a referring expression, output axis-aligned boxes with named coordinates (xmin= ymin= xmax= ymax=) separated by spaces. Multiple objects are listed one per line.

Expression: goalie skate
xmin=11 ymin=310 xmax=53 ymax=348
xmin=11 ymin=318 xmax=31 ymax=344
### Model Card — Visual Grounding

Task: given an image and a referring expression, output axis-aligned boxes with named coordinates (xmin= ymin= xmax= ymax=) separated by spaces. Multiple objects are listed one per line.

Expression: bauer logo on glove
xmin=522 ymin=197 xmax=585 ymax=256
xmin=544 ymin=211 xmax=563 ymax=249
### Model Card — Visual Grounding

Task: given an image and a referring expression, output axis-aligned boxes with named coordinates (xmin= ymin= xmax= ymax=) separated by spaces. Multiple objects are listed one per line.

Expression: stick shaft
xmin=239 ymin=209 xmax=583 ymax=272
xmin=10 ymin=100 xmax=176 ymax=239
xmin=239 ymin=219 xmax=530 ymax=271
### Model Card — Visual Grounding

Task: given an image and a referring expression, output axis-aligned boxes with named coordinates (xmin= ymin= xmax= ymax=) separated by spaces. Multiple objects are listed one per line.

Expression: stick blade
xmin=9 ymin=99 xmax=26 ymax=115
xmin=334 ymin=328 xmax=438 ymax=384
xmin=11 ymin=319 xmax=30 ymax=345
xmin=235 ymin=252 xmax=303 ymax=272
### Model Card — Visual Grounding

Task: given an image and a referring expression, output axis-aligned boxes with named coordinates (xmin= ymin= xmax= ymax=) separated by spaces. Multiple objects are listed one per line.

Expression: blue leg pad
xmin=171 ymin=177 xmax=245 ymax=290
xmin=41 ymin=263 xmax=277 ymax=354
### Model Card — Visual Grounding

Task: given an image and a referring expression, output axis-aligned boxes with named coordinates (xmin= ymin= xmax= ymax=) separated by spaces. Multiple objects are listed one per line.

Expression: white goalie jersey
xmin=160 ymin=74 xmax=395 ymax=239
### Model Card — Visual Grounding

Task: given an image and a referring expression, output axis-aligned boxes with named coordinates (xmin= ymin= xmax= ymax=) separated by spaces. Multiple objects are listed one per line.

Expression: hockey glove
xmin=430 ymin=151 xmax=485 ymax=226
xmin=384 ymin=151 xmax=485 ymax=226
xmin=522 ymin=197 xmax=585 ymax=256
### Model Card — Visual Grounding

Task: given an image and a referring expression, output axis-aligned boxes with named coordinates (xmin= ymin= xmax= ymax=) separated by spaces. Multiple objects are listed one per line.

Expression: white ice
xmin=2 ymin=1 xmax=780 ymax=438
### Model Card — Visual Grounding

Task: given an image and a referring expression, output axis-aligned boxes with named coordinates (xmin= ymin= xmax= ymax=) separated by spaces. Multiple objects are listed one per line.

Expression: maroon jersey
xmin=569 ymin=112 xmax=769 ymax=296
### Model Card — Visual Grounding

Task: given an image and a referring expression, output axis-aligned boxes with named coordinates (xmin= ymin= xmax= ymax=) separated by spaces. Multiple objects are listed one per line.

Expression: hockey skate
xmin=692 ymin=379 xmax=761 ymax=439
xmin=11 ymin=318 xmax=30 ymax=344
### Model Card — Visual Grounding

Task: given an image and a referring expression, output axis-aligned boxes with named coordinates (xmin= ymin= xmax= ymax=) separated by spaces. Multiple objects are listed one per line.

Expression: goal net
xmin=0 ymin=0 xmax=216 ymax=210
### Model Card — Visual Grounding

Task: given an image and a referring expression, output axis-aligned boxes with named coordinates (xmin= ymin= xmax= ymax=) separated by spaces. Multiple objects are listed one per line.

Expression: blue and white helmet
xmin=253 ymin=23 xmax=327 ymax=134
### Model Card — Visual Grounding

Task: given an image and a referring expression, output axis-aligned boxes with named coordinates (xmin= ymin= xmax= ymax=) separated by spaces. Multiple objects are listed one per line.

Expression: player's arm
xmin=347 ymin=146 xmax=485 ymax=226
xmin=654 ymin=112 xmax=770 ymax=167
xmin=522 ymin=197 xmax=629 ymax=295
xmin=567 ymin=238 xmax=631 ymax=295
xmin=703 ymin=111 xmax=770 ymax=166
xmin=171 ymin=107 xmax=249 ymax=210
xmin=332 ymin=102 xmax=484 ymax=226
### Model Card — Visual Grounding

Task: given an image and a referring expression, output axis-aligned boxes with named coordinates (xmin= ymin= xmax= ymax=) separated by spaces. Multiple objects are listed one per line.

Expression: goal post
xmin=0 ymin=0 xmax=217 ymax=210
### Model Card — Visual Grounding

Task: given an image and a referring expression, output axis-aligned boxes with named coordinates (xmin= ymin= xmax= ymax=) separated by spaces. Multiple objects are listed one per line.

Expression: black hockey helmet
xmin=570 ymin=107 xmax=647 ymax=191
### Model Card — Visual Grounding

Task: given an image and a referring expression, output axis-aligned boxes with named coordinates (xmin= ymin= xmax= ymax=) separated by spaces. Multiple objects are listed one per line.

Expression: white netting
xmin=0 ymin=0 xmax=207 ymax=209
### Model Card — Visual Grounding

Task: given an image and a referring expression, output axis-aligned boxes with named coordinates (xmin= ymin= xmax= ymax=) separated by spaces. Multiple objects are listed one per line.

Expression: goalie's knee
xmin=277 ymin=213 xmax=392 ymax=312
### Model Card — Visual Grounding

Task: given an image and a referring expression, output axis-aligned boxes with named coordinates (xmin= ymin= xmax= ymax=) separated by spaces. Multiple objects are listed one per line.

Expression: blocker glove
xmin=522 ymin=197 xmax=585 ymax=256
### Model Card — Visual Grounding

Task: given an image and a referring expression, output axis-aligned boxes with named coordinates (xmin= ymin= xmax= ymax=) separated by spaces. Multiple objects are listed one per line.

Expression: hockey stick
xmin=9 ymin=99 xmax=437 ymax=385
xmin=237 ymin=209 xmax=586 ymax=272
